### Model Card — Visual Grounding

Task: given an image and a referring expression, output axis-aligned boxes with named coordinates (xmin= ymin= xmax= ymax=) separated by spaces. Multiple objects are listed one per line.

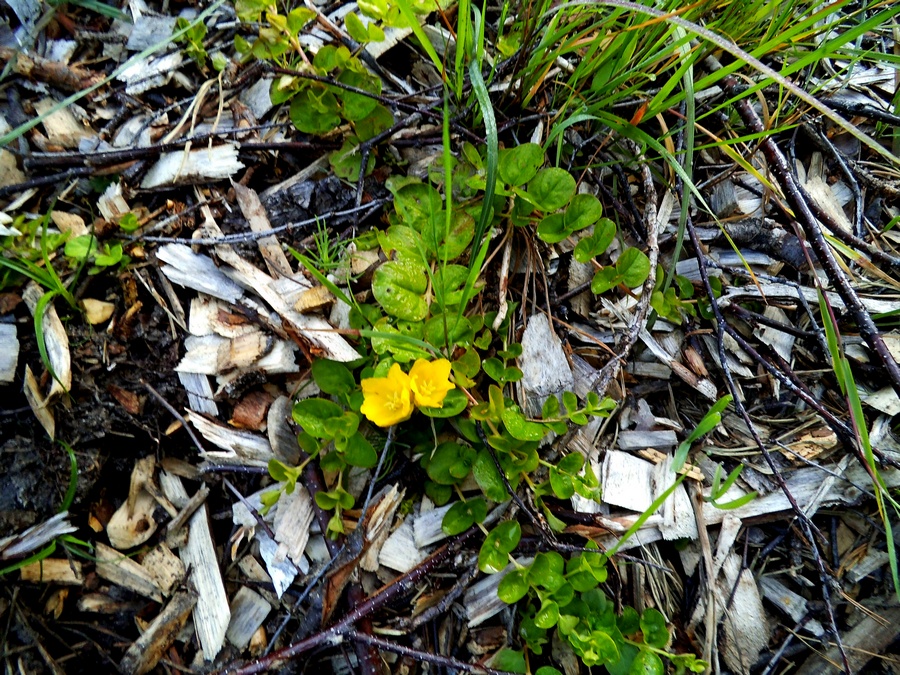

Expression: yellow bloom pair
xmin=360 ymin=359 xmax=455 ymax=427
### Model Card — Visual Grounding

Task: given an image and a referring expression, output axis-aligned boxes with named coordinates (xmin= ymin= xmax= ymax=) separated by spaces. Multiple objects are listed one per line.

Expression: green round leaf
xmin=497 ymin=568 xmax=530 ymax=603
xmin=573 ymin=218 xmax=617 ymax=263
xmin=528 ymin=167 xmax=576 ymax=212
xmin=354 ymin=103 xmax=394 ymax=141
xmin=292 ymin=398 xmax=343 ymax=437
xmin=529 ymin=552 xmax=565 ymax=591
xmin=536 ymin=213 xmax=569 ymax=244
xmin=372 ymin=260 xmax=428 ymax=321
xmin=489 ymin=648 xmax=526 ymax=673
xmin=498 ymin=143 xmax=544 ymax=187
xmin=311 ymin=359 xmax=355 ymax=395
xmin=502 ymin=405 xmax=547 ymax=442
xmin=639 ymin=608 xmax=670 ymax=648
xmin=442 ymin=497 xmax=487 ymax=535
xmin=616 ymin=247 xmax=651 ymax=288
xmin=341 ymin=432 xmax=377 ymax=468
xmin=629 ymin=650 xmax=664 ymax=675
xmin=289 ymin=88 xmax=341 ymax=134
xmin=473 ymin=448 xmax=509 ymax=502
xmin=535 ymin=668 xmax=563 ymax=675
xmin=564 ymin=193 xmax=603 ymax=231
xmin=591 ymin=267 xmax=620 ymax=295
xmin=426 ymin=442 xmax=475 ymax=485
xmin=420 ymin=388 xmax=468 ymax=418
xmin=534 ymin=599 xmax=560 ymax=629
xmin=338 ymin=68 xmax=381 ymax=121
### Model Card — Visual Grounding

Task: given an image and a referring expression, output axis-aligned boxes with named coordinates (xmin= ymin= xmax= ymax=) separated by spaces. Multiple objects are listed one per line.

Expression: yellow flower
xmin=409 ymin=358 xmax=455 ymax=408
xmin=360 ymin=363 xmax=414 ymax=427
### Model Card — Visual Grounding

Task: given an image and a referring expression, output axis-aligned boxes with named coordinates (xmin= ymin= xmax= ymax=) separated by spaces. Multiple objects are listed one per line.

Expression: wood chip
xmin=0 ymin=323 xmax=19 ymax=384
xmin=226 ymin=587 xmax=272 ymax=651
xmin=95 ymin=543 xmax=164 ymax=602
xmin=518 ymin=313 xmax=574 ymax=416
xmin=20 ymin=558 xmax=83 ymax=585
xmin=119 ymin=590 xmax=196 ymax=675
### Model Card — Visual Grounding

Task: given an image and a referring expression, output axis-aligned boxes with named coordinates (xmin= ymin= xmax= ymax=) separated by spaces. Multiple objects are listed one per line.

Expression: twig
xmin=142 ymin=380 xmax=206 ymax=454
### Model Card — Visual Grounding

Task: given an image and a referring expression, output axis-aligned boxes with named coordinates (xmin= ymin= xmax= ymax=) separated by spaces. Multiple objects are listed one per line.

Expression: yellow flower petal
xmin=409 ymin=358 xmax=455 ymax=408
xmin=360 ymin=363 xmax=414 ymax=427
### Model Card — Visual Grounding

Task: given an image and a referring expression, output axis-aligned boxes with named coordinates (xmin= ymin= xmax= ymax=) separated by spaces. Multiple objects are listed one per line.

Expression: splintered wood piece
xmin=95 ymin=543 xmax=164 ymax=602
xmin=160 ymin=472 xmax=230 ymax=661
xmin=0 ymin=323 xmax=18 ymax=384
xmin=226 ymin=587 xmax=272 ymax=651
xmin=80 ymin=298 xmax=115 ymax=325
xmin=212 ymin=238 xmax=359 ymax=362
xmin=379 ymin=518 xmax=426 ymax=573
xmin=291 ymin=284 xmax=334 ymax=315
xmin=187 ymin=412 xmax=274 ymax=467
xmin=601 ymin=451 xmax=655 ymax=513
xmin=720 ymin=560 xmax=768 ymax=674
xmin=23 ymin=282 xmax=71 ymax=399
xmin=142 ymin=544 xmax=184 ymax=597
xmin=140 ymin=145 xmax=244 ymax=189
xmin=165 ymin=483 xmax=210 ymax=548
xmin=23 ymin=365 xmax=55 ymax=439
xmin=639 ymin=330 xmax=717 ymax=400
xmin=234 ymin=183 xmax=293 ymax=278
xmin=617 ymin=430 xmax=678 ymax=450
xmin=268 ymin=396 xmax=300 ymax=464
xmin=230 ymin=390 xmax=274 ymax=430
xmin=157 ymin=245 xmax=245 ymax=304
xmin=272 ymin=485 xmax=314 ymax=567
xmin=636 ymin=449 xmax=703 ymax=481
xmin=651 ymin=458 xmax=698 ymax=541
xmin=413 ymin=503 xmax=453 ymax=548
xmin=464 ymin=558 xmax=533 ymax=628
xmin=0 ymin=513 xmax=76 ymax=561
xmin=796 ymin=604 xmax=900 ymax=675
xmin=34 ymin=98 xmax=90 ymax=147
xmin=20 ymin=558 xmax=83 ymax=585
xmin=119 ymin=590 xmax=196 ymax=675
xmin=518 ymin=313 xmax=574 ymax=417
xmin=107 ymin=456 xmax=159 ymax=550
xmin=177 ymin=371 xmax=218 ymax=416
xmin=360 ymin=485 xmax=404 ymax=572
xmin=758 ymin=576 xmax=825 ymax=637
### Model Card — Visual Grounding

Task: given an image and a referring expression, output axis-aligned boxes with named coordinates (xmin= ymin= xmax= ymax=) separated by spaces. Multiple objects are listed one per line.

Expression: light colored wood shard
xmin=0 ymin=513 xmax=76 ymax=561
xmin=237 ymin=555 xmax=280 ymax=607
xmin=187 ymin=413 xmax=274 ymax=467
xmin=601 ymin=450 xmax=655 ymax=512
xmin=464 ymin=558 xmax=532 ymax=627
xmin=166 ymin=484 xmax=210 ymax=549
xmin=617 ymin=430 xmax=678 ymax=450
xmin=294 ymin=286 xmax=335 ymax=314
xmin=639 ymin=330 xmax=717 ymax=400
xmin=720 ymin=561 xmax=768 ymax=675
xmin=34 ymin=97 xmax=90 ymax=147
xmin=234 ymin=183 xmax=293 ymax=278
xmin=142 ymin=544 xmax=184 ymax=597
xmin=273 ymin=486 xmax=314 ymax=567
xmin=651 ymin=458 xmax=698 ymax=541
xmin=23 ymin=282 xmax=71 ymax=399
xmin=95 ymin=543 xmax=164 ymax=602
xmin=177 ymin=371 xmax=218 ymax=416
xmin=160 ymin=472 xmax=230 ymax=661
xmin=157 ymin=244 xmax=245 ymax=303
xmin=379 ymin=517 xmax=426 ymax=573
xmin=98 ymin=180 xmax=131 ymax=222
xmin=107 ymin=456 xmax=160 ymax=550
xmin=795 ymin=604 xmax=900 ymax=675
xmin=81 ymin=298 xmax=115 ymax=325
xmin=125 ymin=15 xmax=177 ymax=51
xmin=845 ymin=547 xmax=890 ymax=584
xmin=119 ymin=590 xmax=196 ymax=675
xmin=141 ymin=145 xmax=244 ymax=189
xmin=0 ymin=323 xmax=18 ymax=384
xmin=226 ymin=587 xmax=272 ymax=651
xmin=518 ymin=313 xmax=574 ymax=417
xmin=361 ymin=485 xmax=404 ymax=572
xmin=20 ymin=558 xmax=83 ymax=585
xmin=637 ymin=449 xmax=703 ymax=482
xmin=413 ymin=503 xmax=453 ymax=548
xmin=213 ymin=241 xmax=359 ymax=362
xmin=758 ymin=576 xmax=824 ymax=637
xmin=268 ymin=396 xmax=300 ymax=464
xmin=176 ymin=332 xmax=296 ymax=375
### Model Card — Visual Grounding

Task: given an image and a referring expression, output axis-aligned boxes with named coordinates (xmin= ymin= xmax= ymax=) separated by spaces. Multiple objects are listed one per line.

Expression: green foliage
xmin=673 ymin=394 xmax=732 ymax=471
xmin=174 ymin=17 xmax=209 ymax=69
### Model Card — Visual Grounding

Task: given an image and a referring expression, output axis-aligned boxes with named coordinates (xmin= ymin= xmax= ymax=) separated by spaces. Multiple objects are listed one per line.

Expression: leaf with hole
xmin=372 ymin=260 xmax=428 ymax=321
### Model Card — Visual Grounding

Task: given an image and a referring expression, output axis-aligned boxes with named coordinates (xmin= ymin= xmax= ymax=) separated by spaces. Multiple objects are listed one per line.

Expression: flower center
xmin=418 ymin=380 xmax=435 ymax=397
xmin=385 ymin=391 xmax=404 ymax=411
